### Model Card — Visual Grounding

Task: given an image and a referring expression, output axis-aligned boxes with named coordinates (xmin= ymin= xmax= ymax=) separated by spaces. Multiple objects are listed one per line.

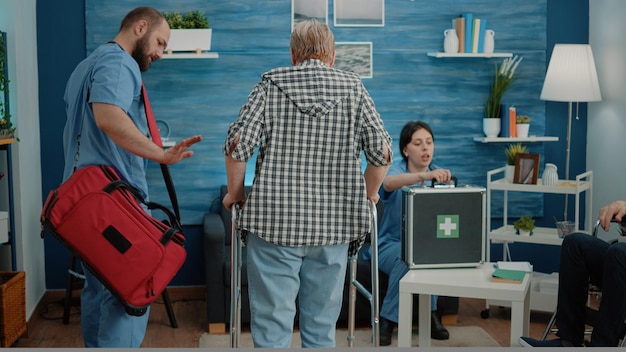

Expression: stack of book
xmin=500 ymin=104 xmax=517 ymax=137
xmin=453 ymin=13 xmax=489 ymax=53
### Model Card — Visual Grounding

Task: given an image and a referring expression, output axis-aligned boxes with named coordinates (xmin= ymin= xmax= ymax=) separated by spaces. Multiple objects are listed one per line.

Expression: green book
xmin=491 ymin=268 xmax=526 ymax=284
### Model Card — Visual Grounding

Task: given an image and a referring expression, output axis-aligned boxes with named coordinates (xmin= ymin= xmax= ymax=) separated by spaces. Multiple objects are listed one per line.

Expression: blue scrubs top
xmin=62 ymin=42 xmax=149 ymax=198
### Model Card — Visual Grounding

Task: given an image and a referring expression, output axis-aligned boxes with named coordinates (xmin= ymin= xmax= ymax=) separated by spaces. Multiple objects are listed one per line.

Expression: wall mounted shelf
xmin=473 ymin=136 xmax=559 ymax=143
xmin=163 ymin=52 xmax=219 ymax=59
xmin=427 ymin=52 xmax=513 ymax=58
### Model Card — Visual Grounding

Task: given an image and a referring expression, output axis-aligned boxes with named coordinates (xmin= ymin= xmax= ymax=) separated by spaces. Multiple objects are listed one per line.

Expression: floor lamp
xmin=540 ymin=44 xmax=601 ymax=221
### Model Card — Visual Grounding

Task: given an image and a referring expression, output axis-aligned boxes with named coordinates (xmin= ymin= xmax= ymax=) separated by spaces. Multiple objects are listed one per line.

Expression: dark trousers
xmin=556 ymin=233 xmax=626 ymax=346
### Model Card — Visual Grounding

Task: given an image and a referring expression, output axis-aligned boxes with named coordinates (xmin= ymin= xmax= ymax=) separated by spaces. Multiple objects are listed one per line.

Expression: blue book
xmin=462 ymin=13 xmax=473 ymax=53
xmin=500 ymin=104 xmax=510 ymax=137
xmin=477 ymin=19 xmax=487 ymax=53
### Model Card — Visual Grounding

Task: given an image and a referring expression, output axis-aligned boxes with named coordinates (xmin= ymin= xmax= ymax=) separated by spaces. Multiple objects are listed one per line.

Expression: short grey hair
xmin=290 ymin=19 xmax=335 ymax=65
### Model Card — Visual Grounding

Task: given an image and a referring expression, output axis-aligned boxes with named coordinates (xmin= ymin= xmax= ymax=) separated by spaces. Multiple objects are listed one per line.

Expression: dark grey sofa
xmin=203 ymin=185 xmax=458 ymax=331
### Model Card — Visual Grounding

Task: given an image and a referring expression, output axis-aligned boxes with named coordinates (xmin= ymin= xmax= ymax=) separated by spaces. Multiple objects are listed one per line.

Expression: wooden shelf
xmin=0 ymin=138 xmax=14 ymax=145
xmin=427 ymin=52 xmax=513 ymax=58
xmin=163 ymin=52 xmax=219 ymax=59
xmin=473 ymin=136 xmax=559 ymax=143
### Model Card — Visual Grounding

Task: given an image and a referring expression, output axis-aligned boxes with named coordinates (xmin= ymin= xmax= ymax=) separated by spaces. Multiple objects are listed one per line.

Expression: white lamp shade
xmin=540 ymin=44 xmax=602 ymax=102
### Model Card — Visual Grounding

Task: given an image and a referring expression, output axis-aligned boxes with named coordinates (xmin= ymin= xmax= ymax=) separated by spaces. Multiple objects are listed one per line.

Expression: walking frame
xmin=347 ymin=200 xmax=380 ymax=347
xmin=229 ymin=201 xmax=380 ymax=348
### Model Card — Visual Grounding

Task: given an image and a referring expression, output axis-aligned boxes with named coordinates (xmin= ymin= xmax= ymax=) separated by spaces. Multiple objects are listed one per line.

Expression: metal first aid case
xmin=401 ymin=185 xmax=486 ymax=269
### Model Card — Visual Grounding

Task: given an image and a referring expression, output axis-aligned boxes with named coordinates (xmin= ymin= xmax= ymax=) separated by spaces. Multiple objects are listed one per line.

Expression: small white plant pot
xmin=167 ymin=28 xmax=212 ymax=53
xmin=483 ymin=118 xmax=501 ymax=138
xmin=518 ymin=229 xmax=531 ymax=237
xmin=516 ymin=123 xmax=530 ymax=138
xmin=505 ymin=164 xmax=515 ymax=183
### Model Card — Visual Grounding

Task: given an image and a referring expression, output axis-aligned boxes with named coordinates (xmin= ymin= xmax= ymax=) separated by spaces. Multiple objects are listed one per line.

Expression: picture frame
xmin=513 ymin=153 xmax=540 ymax=185
xmin=292 ymin=0 xmax=328 ymax=31
xmin=334 ymin=0 xmax=384 ymax=27
xmin=334 ymin=42 xmax=373 ymax=78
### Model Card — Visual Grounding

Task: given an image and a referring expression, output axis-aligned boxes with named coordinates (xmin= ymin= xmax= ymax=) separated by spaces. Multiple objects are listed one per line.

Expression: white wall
xmin=588 ymin=0 xmax=626 ymax=241
xmin=0 ymin=0 xmax=45 ymax=319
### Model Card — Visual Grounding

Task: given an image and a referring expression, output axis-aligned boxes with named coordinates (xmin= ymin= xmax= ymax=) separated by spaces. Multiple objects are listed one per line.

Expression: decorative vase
xmin=483 ymin=29 xmax=495 ymax=54
xmin=483 ymin=118 xmax=501 ymax=138
xmin=443 ymin=29 xmax=459 ymax=53
xmin=505 ymin=164 xmax=515 ymax=183
xmin=516 ymin=123 xmax=530 ymax=138
xmin=542 ymin=163 xmax=558 ymax=186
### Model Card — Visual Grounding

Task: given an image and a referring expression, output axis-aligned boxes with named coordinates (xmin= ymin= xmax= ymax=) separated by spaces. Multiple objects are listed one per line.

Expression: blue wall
xmin=37 ymin=0 xmax=589 ymax=289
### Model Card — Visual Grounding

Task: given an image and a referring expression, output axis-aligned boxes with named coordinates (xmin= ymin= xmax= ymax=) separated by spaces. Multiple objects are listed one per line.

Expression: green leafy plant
xmin=0 ymin=32 xmax=15 ymax=140
xmin=504 ymin=143 xmax=528 ymax=165
xmin=514 ymin=216 xmax=535 ymax=232
xmin=163 ymin=11 xmax=210 ymax=29
xmin=516 ymin=115 xmax=531 ymax=124
xmin=484 ymin=55 xmax=523 ymax=118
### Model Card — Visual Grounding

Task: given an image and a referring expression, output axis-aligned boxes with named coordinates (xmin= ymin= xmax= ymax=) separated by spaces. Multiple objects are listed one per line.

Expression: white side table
xmin=398 ymin=263 xmax=530 ymax=347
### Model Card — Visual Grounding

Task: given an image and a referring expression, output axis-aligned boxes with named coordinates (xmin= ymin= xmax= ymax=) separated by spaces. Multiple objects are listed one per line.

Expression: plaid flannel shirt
xmin=223 ymin=59 xmax=392 ymax=256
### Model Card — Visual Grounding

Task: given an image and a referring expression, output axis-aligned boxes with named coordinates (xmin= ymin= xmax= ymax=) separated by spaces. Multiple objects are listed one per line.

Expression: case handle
xmin=430 ymin=176 xmax=458 ymax=188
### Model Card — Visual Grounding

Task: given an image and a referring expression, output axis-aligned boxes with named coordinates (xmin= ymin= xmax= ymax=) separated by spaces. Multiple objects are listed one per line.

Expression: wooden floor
xmin=12 ymin=287 xmax=553 ymax=348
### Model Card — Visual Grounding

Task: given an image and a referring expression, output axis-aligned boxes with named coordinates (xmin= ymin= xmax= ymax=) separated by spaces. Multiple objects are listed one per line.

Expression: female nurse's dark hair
xmin=398 ymin=120 xmax=434 ymax=162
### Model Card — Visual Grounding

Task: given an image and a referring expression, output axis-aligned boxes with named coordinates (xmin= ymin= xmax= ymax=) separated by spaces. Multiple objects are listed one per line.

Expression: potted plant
xmin=163 ymin=10 xmax=212 ymax=54
xmin=0 ymin=32 xmax=15 ymax=141
xmin=514 ymin=216 xmax=535 ymax=236
xmin=504 ymin=143 xmax=528 ymax=182
xmin=516 ymin=115 xmax=530 ymax=138
xmin=483 ymin=55 xmax=523 ymax=138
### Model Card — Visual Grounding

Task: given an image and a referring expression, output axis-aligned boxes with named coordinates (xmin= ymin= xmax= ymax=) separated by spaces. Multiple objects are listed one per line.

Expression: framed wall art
xmin=334 ymin=42 xmax=373 ymax=78
xmin=334 ymin=0 xmax=384 ymax=27
xmin=514 ymin=153 xmax=540 ymax=185
xmin=292 ymin=0 xmax=328 ymax=30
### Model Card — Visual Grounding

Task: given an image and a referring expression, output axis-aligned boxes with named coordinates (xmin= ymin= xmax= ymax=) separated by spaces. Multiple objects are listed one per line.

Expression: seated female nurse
xmin=369 ymin=120 xmax=452 ymax=345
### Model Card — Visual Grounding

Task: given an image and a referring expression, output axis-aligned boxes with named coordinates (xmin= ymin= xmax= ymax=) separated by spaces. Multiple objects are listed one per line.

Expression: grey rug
xmin=198 ymin=326 xmax=501 ymax=348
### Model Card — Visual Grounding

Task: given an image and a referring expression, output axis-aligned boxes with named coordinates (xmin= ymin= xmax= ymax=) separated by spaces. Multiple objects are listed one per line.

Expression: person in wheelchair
xmin=520 ymin=200 xmax=626 ymax=347
xmin=366 ymin=120 xmax=452 ymax=345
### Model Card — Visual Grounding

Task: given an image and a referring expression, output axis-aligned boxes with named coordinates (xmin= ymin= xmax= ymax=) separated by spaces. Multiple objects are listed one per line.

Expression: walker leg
xmin=346 ymin=201 xmax=379 ymax=347
xmin=347 ymin=257 xmax=358 ymax=347
xmin=369 ymin=202 xmax=380 ymax=347
xmin=229 ymin=206 xmax=242 ymax=348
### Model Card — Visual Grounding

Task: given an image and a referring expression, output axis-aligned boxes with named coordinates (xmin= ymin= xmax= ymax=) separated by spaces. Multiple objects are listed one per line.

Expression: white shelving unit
xmin=162 ymin=52 xmax=219 ymax=59
xmin=484 ymin=167 xmax=593 ymax=313
xmin=473 ymin=136 xmax=559 ymax=143
xmin=0 ymin=138 xmax=16 ymax=271
xmin=427 ymin=52 xmax=513 ymax=58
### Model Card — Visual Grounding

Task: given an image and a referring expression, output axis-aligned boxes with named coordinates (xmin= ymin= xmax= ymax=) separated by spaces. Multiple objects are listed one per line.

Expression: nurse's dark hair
xmin=119 ymin=7 xmax=165 ymax=32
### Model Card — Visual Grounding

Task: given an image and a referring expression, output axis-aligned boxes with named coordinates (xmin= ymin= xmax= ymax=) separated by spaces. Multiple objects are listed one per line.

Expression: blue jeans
xmin=556 ymin=233 xmax=626 ymax=347
xmin=246 ymin=233 xmax=348 ymax=348
xmin=378 ymin=241 xmax=437 ymax=322
xmin=80 ymin=262 xmax=150 ymax=347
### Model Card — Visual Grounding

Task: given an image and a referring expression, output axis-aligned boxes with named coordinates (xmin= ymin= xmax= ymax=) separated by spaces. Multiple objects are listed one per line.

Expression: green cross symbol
xmin=437 ymin=215 xmax=459 ymax=238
